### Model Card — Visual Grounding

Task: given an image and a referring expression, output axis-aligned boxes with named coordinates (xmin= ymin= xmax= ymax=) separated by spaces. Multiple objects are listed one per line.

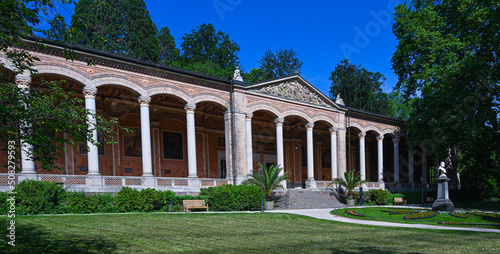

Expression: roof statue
xmin=255 ymin=81 xmax=330 ymax=107
xmin=233 ymin=66 xmax=243 ymax=82
xmin=335 ymin=93 xmax=345 ymax=105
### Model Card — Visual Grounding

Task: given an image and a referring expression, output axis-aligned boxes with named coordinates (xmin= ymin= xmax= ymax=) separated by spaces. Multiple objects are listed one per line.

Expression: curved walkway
xmin=268 ymin=208 xmax=500 ymax=233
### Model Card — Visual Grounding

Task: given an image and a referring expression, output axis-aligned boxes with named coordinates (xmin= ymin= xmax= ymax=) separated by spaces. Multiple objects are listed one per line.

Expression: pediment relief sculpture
xmin=255 ymin=81 xmax=330 ymax=107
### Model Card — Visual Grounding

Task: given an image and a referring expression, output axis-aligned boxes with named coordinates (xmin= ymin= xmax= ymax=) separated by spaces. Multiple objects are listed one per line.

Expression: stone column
xmin=358 ymin=132 xmax=366 ymax=182
xmin=139 ymin=96 xmax=153 ymax=187
xmin=329 ymin=127 xmax=338 ymax=180
xmin=245 ymin=113 xmax=253 ymax=176
xmin=16 ymin=74 xmax=36 ymax=179
xmin=274 ymin=118 xmax=284 ymax=173
xmin=224 ymin=111 xmax=233 ymax=181
xmin=393 ymin=138 xmax=400 ymax=183
xmin=185 ymin=104 xmax=198 ymax=178
xmin=337 ymin=129 xmax=347 ymax=179
xmin=84 ymin=88 xmax=100 ymax=176
xmin=377 ymin=135 xmax=384 ymax=182
xmin=305 ymin=123 xmax=314 ymax=181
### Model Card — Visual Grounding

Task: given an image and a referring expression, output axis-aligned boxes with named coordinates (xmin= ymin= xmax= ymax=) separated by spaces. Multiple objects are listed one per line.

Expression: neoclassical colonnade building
xmin=0 ymin=39 xmax=431 ymax=193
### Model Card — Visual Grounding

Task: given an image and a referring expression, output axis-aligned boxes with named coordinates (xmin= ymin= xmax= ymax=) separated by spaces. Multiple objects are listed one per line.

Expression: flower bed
xmin=345 ymin=210 xmax=365 ymax=217
xmin=465 ymin=211 xmax=500 ymax=219
xmin=403 ymin=211 xmax=438 ymax=220
xmin=380 ymin=209 xmax=421 ymax=215
xmin=438 ymin=221 xmax=500 ymax=226
xmin=448 ymin=211 xmax=468 ymax=219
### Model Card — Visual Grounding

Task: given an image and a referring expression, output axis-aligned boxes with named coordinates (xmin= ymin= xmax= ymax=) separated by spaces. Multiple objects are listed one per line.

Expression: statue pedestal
xmin=432 ymin=175 xmax=454 ymax=211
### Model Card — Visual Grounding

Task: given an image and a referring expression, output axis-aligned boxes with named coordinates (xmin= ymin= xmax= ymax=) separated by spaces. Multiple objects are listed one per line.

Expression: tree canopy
xmin=178 ymin=23 xmax=240 ymax=79
xmin=245 ymin=47 xmax=303 ymax=83
xmin=71 ymin=0 xmax=160 ymax=61
xmin=329 ymin=59 xmax=394 ymax=116
xmin=392 ymin=0 xmax=500 ymax=197
xmin=157 ymin=26 xmax=179 ymax=64
xmin=0 ymin=0 xmax=122 ymax=171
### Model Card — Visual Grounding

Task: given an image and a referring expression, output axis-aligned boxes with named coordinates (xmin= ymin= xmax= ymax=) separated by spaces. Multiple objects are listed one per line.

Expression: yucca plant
xmin=331 ymin=170 xmax=368 ymax=199
xmin=244 ymin=163 xmax=290 ymax=201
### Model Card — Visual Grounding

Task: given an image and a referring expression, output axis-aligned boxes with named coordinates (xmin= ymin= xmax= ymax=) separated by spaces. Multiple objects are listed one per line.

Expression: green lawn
xmin=331 ymin=207 xmax=500 ymax=229
xmin=1 ymin=213 xmax=499 ymax=253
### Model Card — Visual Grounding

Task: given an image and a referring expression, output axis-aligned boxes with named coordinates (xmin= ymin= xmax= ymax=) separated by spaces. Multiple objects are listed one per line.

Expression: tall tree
xmin=123 ymin=0 xmax=159 ymax=61
xmin=392 ymin=0 xmax=500 ymax=195
xmin=259 ymin=47 xmax=303 ymax=79
xmin=157 ymin=26 xmax=179 ymax=64
xmin=0 ymin=0 xmax=123 ymax=171
xmin=71 ymin=0 xmax=160 ymax=61
xmin=329 ymin=59 xmax=392 ymax=116
xmin=47 ymin=15 xmax=68 ymax=42
xmin=71 ymin=0 xmax=126 ymax=54
xmin=179 ymin=23 xmax=240 ymax=79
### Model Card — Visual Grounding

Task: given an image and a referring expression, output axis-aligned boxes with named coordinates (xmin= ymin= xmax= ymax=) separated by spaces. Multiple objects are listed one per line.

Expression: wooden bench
xmin=426 ymin=197 xmax=435 ymax=204
xmin=183 ymin=200 xmax=209 ymax=213
xmin=394 ymin=197 xmax=407 ymax=205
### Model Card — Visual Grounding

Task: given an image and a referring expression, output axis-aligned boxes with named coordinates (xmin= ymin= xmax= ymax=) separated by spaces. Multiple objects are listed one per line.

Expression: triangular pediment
xmin=247 ymin=75 xmax=341 ymax=109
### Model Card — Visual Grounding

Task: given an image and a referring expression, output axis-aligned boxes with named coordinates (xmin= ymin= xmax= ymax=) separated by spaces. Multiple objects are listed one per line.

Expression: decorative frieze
xmin=255 ymin=81 xmax=330 ymax=107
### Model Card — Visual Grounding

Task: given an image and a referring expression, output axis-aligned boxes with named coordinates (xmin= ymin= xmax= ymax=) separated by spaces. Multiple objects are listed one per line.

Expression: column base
xmin=18 ymin=172 xmax=37 ymax=182
xmin=432 ymin=199 xmax=454 ymax=211
xmin=188 ymin=178 xmax=200 ymax=189
xmin=305 ymin=180 xmax=317 ymax=190
xmin=142 ymin=176 xmax=155 ymax=188
xmin=235 ymin=175 xmax=249 ymax=185
xmin=86 ymin=174 xmax=103 ymax=190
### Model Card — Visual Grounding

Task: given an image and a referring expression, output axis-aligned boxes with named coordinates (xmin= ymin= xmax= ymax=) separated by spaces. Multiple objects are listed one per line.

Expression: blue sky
xmin=59 ymin=0 xmax=404 ymax=95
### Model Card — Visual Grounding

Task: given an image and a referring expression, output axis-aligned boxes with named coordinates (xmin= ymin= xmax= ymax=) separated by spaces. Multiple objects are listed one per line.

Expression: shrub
xmin=368 ymin=189 xmax=392 ymax=205
xmin=66 ymin=191 xmax=99 ymax=213
xmin=162 ymin=190 xmax=177 ymax=205
xmin=15 ymin=180 xmax=67 ymax=215
xmin=200 ymin=184 xmax=260 ymax=211
xmin=66 ymin=192 xmax=117 ymax=213
xmin=400 ymin=191 xmax=421 ymax=204
xmin=115 ymin=187 xmax=142 ymax=212
xmin=140 ymin=188 xmax=163 ymax=212
xmin=0 ymin=191 xmax=11 ymax=214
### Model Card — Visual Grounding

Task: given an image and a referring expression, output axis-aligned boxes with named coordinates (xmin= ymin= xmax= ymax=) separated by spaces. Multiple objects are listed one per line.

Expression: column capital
xmin=245 ymin=113 xmax=253 ymax=121
xmin=393 ymin=137 xmax=400 ymax=144
xmin=305 ymin=123 xmax=314 ymax=130
xmin=184 ymin=104 xmax=196 ymax=114
xmin=138 ymin=96 xmax=151 ymax=107
xmin=377 ymin=135 xmax=384 ymax=142
xmin=83 ymin=87 xmax=97 ymax=99
xmin=358 ymin=132 xmax=366 ymax=139
xmin=329 ymin=127 xmax=337 ymax=134
xmin=274 ymin=117 xmax=284 ymax=126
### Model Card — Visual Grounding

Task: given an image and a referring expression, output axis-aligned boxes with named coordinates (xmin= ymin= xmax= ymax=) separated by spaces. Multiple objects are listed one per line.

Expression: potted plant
xmin=244 ymin=163 xmax=290 ymax=210
xmin=331 ymin=170 xmax=368 ymax=206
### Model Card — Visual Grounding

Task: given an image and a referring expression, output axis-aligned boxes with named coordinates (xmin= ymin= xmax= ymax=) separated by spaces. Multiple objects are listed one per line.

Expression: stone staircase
xmin=274 ymin=189 xmax=344 ymax=209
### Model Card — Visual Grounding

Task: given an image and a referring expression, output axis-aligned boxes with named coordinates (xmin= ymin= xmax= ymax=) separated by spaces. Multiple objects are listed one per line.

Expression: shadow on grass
xmin=0 ymin=217 xmax=118 ymax=253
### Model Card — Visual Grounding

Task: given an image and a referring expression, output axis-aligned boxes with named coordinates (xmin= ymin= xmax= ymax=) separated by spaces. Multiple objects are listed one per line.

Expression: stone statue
xmin=335 ymin=93 xmax=345 ymax=105
xmin=233 ymin=67 xmax=243 ymax=82
xmin=438 ymin=161 xmax=446 ymax=176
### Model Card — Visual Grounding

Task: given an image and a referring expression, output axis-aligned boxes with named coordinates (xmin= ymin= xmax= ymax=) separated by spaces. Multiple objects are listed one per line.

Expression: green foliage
xmin=179 ymin=23 xmax=240 ymax=79
xmin=71 ymin=0 xmax=160 ymax=61
xmin=0 ymin=0 xmax=76 ymax=74
xmin=243 ymin=163 xmax=290 ymax=201
xmin=0 ymin=80 xmax=122 ymax=171
xmin=140 ymin=188 xmax=163 ymax=212
xmin=115 ymin=187 xmax=142 ymax=212
xmin=66 ymin=191 xmax=99 ymax=213
xmin=200 ymin=184 xmax=260 ymax=211
xmin=247 ymin=47 xmax=303 ymax=83
xmin=332 ymin=170 xmax=369 ymax=200
xmin=329 ymin=59 xmax=393 ymax=116
xmin=368 ymin=189 xmax=392 ymax=205
xmin=14 ymin=180 xmax=67 ymax=215
xmin=392 ymin=0 xmax=500 ymax=193
xmin=158 ymin=26 xmax=179 ymax=64
xmin=0 ymin=191 xmax=11 ymax=214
